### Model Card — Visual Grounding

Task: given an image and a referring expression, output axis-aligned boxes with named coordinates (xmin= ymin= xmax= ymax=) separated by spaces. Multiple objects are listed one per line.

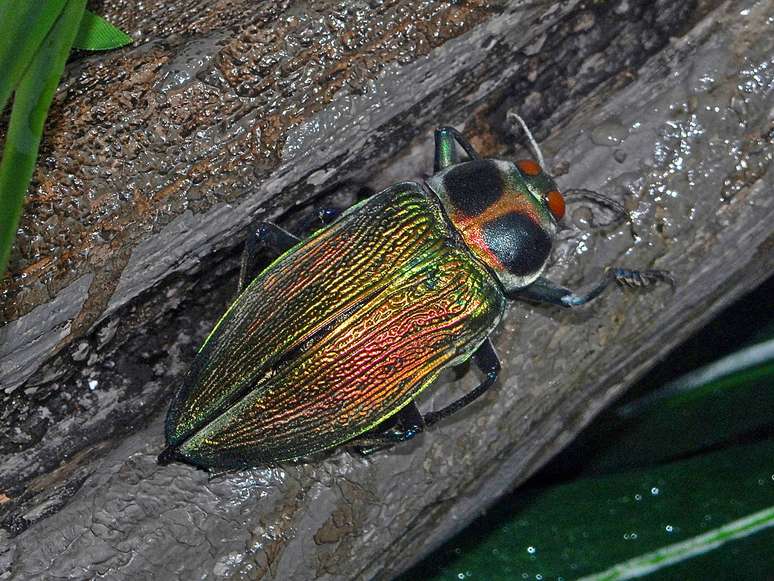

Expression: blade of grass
xmin=0 ymin=0 xmax=68 ymax=114
xmin=72 ymin=10 xmax=132 ymax=51
xmin=579 ymin=340 xmax=774 ymax=474
xmin=578 ymin=506 xmax=774 ymax=581
xmin=0 ymin=0 xmax=87 ymax=278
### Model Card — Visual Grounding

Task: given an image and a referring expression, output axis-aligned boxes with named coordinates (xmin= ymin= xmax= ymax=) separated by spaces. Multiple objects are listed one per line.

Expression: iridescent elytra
xmin=159 ymin=122 xmax=671 ymax=471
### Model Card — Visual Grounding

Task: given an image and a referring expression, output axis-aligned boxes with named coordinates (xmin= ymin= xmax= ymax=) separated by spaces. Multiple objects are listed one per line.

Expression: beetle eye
xmin=545 ymin=190 xmax=565 ymax=221
xmin=516 ymin=159 xmax=542 ymax=177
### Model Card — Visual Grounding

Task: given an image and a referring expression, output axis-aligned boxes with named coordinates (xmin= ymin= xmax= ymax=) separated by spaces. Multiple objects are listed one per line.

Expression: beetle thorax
xmin=426 ymin=159 xmax=557 ymax=292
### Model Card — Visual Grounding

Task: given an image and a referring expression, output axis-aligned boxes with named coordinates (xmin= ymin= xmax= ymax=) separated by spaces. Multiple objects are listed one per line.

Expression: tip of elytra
xmin=157 ymin=445 xmax=179 ymax=466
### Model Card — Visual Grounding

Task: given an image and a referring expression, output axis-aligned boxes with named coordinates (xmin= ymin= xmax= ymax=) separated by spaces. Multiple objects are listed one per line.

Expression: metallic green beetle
xmin=158 ymin=124 xmax=670 ymax=471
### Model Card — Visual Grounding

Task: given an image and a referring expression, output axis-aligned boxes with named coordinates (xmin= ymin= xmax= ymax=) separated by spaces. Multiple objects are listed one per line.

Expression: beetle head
xmin=426 ymin=158 xmax=565 ymax=293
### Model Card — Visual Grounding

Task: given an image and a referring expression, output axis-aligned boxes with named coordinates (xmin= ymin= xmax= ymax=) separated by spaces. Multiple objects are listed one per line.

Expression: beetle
xmin=158 ymin=121 xmax=671 ymax=471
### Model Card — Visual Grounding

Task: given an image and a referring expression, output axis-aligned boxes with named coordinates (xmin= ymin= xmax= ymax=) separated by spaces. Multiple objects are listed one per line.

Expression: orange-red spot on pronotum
xmin=516 ymin=159 xmax=541 ymax=176
xmin=546 ymin=190 xmax=565 ymax=221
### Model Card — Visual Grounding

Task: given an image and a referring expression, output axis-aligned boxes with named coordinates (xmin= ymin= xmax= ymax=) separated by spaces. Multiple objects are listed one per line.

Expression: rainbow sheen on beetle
xmin=159 ymin=124 xmax=671 ymax=471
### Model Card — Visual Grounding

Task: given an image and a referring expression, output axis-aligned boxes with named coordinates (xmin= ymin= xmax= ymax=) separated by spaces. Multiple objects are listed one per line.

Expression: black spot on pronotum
xmin=443 ymin=160 xmax=503 ymax=216
xmin=482 ymin=212 xmax=551 ymax=276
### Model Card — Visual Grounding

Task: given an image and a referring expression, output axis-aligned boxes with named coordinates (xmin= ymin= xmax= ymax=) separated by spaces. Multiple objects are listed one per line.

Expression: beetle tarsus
xmin=611 ymin=267 xmax=675 ymax=289
xmin=562 ymin=267 xmax=673 ymax=306
xmin=353 ymin=425 xmax=425 ymax=456
xmin=349 ymin=402 xmax=426 ymax=455
xmin=317 ymin=207 xmax=341 ymax=226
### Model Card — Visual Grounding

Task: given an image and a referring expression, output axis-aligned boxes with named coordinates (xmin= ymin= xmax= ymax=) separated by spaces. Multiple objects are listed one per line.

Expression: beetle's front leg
xmin=513 ymin=268 xmax=674 ymax=308
xmin=434 ymin=126 xmax=481 ymax=171
xmin=238 ymin=222 xmax=300 ymax=294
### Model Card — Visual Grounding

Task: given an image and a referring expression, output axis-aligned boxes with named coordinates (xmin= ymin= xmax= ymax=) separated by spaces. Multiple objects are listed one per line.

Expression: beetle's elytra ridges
xmin=165 ymin=183 xmax=505 ymax=468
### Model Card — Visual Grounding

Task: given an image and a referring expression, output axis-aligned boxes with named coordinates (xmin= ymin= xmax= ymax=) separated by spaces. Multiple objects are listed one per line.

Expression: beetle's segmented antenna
xmin=508 ymin=111 xmax=545 ymax=169
xmin=563 ymin=188 xmax=629 ymax=226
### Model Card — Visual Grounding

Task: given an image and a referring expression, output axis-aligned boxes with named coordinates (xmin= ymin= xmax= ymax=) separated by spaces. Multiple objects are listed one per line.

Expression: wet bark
xmin=1 ymin=0 xmax=773 ymax=579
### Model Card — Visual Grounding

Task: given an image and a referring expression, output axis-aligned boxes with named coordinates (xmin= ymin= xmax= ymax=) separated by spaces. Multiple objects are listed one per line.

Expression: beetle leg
xmin=423 ymin=338 xmax=501 ymax=427
xmin=434 ymin=126 xmax=481 ymax=171
xmin=512 ymin=268 xmax=675 ymax=307
xmin=352 ymin=339 xmax=501 ymax=453
xmin=562 ymin=188 xmax=629 ymax=228
xmin=350 ymin=402 xmax=425 ymax=455
xmin=309 ymin=184 xmax=375 ymax=229
xmin=238 ymin=222 xmax=300 ymax=294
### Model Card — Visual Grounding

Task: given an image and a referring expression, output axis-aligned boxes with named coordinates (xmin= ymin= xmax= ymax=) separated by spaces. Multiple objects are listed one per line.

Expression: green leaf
xmin=72 ymin=10 xmax=132 ymax=51
xmin=403 ymin=438 xmax=774 ymax=580
xmin=565 ymin=338 xmax=774 ymax=475
xmin=0 ymin=0 xmax=68 ymax=115
xmin=0 ymin=0 xmax=87 ymax=278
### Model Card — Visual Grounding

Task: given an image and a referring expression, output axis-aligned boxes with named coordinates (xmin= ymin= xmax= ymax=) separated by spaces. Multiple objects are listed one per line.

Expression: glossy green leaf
xmin=405 ymin=438 xmax=774 ymax=581
xmin=555 ymin=338 xmax=774 ymax=476
xmin=0 ymin=0 xmax=87 ymax=278
xmin=72 ymin=10 xmax=132 ymax=51
xmin=0 ymin=0 xmax=68 ymax=115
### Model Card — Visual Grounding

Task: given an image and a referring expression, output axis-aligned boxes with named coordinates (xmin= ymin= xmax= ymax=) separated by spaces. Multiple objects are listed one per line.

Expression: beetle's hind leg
xmin=350 ymin=402 xmax=425 ymax=456
xmin=423 ymin=338 xmax=501 ymax=427
xmin=238 ymin=222 xmax=300 ymax=294
xmin=351 ymin=339 xmax=502 ymax=455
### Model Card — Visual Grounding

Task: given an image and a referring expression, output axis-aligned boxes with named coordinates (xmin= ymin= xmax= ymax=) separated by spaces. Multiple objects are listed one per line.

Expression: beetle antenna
xmin=508 ymin=111 xmax=545 ymax=169
xmin=563 ymin=188 xmax=630 ymax=227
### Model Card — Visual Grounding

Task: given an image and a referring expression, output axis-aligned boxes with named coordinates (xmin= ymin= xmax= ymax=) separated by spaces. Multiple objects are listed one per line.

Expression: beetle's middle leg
xmin=313 ymin=184 xmax=376 ymax=228
xmin=238 ymin=222 xmax=300 ymax=294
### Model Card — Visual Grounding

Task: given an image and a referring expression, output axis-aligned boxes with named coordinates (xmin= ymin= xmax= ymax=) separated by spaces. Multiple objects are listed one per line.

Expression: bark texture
xmin=1 ymin=0 xmax=773 ymax=579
